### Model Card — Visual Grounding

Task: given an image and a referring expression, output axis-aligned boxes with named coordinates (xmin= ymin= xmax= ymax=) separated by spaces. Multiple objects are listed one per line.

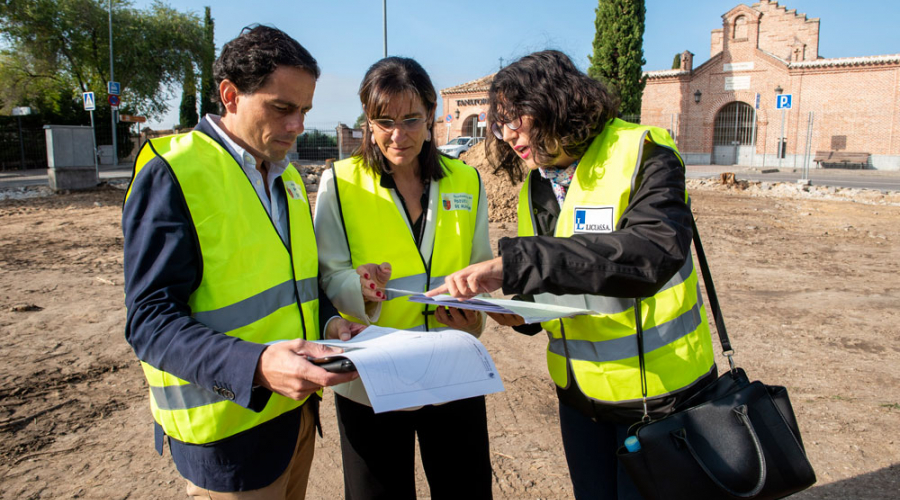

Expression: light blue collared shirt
xmin=205 ymin=114 xmax=291 ymax=246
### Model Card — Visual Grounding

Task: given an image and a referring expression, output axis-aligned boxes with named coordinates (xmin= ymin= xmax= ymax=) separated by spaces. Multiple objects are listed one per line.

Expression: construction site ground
xmin=0 ymin=173 xmax=898 ymax=499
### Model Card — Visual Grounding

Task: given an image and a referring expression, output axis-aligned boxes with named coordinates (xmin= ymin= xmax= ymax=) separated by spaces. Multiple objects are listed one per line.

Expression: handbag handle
xmin=672 ymin=405 xmax=767 ymax=498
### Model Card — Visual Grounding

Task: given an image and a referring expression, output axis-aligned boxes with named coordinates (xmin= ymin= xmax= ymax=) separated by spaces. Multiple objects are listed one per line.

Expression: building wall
xmin=754 ymin=0 xmax=819 ymax=62
xmin=441 ymin=92 xmax=489 ymax=144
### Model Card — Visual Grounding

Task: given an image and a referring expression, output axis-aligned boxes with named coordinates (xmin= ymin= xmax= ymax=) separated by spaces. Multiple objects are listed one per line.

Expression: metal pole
xmin=803 ymin=111 xmax=814 ymax=181
xmin=109 ymin=0 xmax=117 ymax=166
xmin=17 ymin=116 xmax=26 ymax=169
xmin=749 ymin=107 xmax=757 ymax=168
xmin=778 ymin=108 xmax=785 ymax=169
xmin=90 ymin=110 xmax=99 ymax=179
xmin=382 ymin=0 xmax=387 ymax=58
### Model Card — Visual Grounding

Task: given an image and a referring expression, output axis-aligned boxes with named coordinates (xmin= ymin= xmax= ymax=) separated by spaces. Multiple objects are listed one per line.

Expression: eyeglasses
xmin=491 ymin=117 xmax=523 ymax=140
xmin=371 ymin=117 xmax=427 ymax=132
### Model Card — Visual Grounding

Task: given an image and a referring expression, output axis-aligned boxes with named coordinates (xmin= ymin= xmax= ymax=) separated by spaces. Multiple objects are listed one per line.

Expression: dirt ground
xmin=0 ymin=176 xmax=898 ymax=499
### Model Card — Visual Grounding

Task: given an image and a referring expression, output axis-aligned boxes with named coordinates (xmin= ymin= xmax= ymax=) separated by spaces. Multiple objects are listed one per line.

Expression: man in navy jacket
xmin=123 ymin=26 xmax=362 ymax=498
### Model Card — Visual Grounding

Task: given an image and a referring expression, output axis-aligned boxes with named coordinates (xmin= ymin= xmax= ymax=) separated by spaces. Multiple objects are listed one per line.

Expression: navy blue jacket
xmin=122 ymin=120 xmax=338 ymax=491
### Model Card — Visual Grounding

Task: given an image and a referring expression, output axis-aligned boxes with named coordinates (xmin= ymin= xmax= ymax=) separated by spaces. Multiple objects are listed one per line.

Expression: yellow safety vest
xmin=332 ymin=156 xmax=480 ymax=330
xmin=125 ymin=131 xmax=320 ymax=444
xmin=517 ymin=119 xmax=715 ymax=405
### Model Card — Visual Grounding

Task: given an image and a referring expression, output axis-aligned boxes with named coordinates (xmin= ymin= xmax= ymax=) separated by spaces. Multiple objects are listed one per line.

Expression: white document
xmin=408 ymin=295 xmax=596 ymax=324
xmin=317 ymin=326 xmax=505 ymax=413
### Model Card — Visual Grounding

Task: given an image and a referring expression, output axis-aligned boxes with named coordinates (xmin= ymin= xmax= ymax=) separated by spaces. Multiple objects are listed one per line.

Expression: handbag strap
xmin=690 ymin=216 xmax=734 ymax=360
xmin=635 ymin=215 xmax=735 ymax=420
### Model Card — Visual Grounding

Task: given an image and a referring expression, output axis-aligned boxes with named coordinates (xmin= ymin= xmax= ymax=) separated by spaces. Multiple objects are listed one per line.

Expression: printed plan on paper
xmin=317 ymin=326 xmax=505 ymax=413
xmin=408 ymin=295 xmax=597 ymax=324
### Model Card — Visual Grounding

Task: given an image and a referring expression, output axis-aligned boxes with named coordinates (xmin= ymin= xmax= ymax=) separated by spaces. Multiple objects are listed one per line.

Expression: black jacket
xmin=499 ymin=143 xmax=715 ymax=422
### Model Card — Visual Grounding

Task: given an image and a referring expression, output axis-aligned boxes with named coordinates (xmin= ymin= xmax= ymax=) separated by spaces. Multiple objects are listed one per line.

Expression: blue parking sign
xmin=776 ymin=94 xmax=792 ymax=109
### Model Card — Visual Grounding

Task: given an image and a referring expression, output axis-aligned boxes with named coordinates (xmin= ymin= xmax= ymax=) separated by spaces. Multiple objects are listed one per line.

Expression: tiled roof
xmin=441 ymin=73 xmax=495 ymax=95
xmin=643 ymin=69 xmax=690 ymax=79
xmin=789 ymin=54 xmax=900 ymax=68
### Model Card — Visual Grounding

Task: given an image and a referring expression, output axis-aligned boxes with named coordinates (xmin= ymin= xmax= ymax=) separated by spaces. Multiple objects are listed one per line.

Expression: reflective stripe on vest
xmin=125 ymin=131 xmax=320 ymax=444
xmin=517 ymin=119 xmax=715 ymax=404
xmin=332 ymin=156 xmax=479 ymax=330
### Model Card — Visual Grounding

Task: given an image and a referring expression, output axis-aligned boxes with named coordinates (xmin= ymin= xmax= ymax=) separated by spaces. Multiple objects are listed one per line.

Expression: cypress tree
xmin=179 ymin=61 xmax=199 ymax=128
xmin=672 ymin=53 xmax=681 ymax=69
xmin=587 ymin=0 xmax=647 ymax=116
xmin=199 ymin=6 xmax=216 ymax=117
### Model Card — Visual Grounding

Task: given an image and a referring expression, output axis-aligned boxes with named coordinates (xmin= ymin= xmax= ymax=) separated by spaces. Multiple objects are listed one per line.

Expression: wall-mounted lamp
xmin=454 ymin=109 xmax=460 ymax=119
xmin=774 ymin=85 xmax=783 ymax=94
xmin=694 ymin=90 xmax=702 ymax=103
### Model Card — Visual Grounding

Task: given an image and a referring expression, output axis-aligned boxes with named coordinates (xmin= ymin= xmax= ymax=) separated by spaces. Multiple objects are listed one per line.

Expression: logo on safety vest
xmin=441 ymin=193 xmax=473 ymax=212
xmin=574 ymin=206 xmax=614 ymax=233
xmin=284 ymin=181 xmax=306 ymax=203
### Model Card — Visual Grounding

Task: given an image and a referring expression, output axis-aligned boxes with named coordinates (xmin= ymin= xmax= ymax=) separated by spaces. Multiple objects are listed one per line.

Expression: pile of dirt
xmin=461 ymin=142 xmax=522 ymax=222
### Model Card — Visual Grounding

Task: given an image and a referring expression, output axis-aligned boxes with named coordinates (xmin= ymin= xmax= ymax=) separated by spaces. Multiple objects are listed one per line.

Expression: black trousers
xmin=559 ymin=401 xmax=644 ymax=500
xmin=335 ymin=394 xmax=493 ymax=500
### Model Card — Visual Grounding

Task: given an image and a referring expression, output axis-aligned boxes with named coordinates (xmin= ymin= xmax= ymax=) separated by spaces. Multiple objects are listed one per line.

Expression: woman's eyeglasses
xmin=371 ymin=117 xmax=426 ymax=132
xmin=491 ymin=117 xmax=523 ymax=140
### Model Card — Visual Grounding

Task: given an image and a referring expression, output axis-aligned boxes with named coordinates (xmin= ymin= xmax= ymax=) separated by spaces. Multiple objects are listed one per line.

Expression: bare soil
xmin=1 ymin=180 xmax=898 ymax=499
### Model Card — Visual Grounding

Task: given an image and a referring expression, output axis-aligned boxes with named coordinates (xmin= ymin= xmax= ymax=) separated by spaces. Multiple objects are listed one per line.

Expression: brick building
xmin=642 ymin=0 xmax=900 ymax=170
xmin=435 ymin=74 xmax=494 ymax=146
xmin=436 ymin=1 xmax=899 ymax=169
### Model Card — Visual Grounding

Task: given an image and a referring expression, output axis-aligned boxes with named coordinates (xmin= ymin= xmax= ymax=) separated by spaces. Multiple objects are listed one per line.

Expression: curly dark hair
xmin=356 ymin=57 xmax=444 ymax=181
xmin=487 ymin=50 xmax=619 ymax=182
xmin=213 ymin=25 xmax=320 ymax=113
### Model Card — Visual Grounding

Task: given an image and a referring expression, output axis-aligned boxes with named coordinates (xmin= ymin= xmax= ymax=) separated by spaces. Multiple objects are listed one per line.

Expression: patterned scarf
xmin=538 ymin=159 xmax=579 ymax=209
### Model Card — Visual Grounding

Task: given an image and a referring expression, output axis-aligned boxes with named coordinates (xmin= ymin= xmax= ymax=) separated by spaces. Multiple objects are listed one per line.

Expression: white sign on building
xmin=723 ymin=62 xmax=755 ymax=72
xmin=724 ymin=76 xmax=751 ymax=90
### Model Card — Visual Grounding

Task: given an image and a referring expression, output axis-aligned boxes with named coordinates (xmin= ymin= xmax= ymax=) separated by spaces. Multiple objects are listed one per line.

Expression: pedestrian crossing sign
xmin=83 ymin=92 xmax=96 ymax=111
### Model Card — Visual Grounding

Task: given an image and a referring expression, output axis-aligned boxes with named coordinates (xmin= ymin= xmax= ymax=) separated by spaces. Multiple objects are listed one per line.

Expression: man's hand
xmin=426 ymin=257 xmax=503 ymax=300
xmin=325 ymin=317 xmax=367 ymax=341
xmin=435 ymin=306 xmax=482 ymax=336
xmin=357 ymin=262 xmax=392 ymax=303
xmin=487 ymin=312 xmax=526 ymax=327
xmin=254 ymin=340 xmax=358 ymax=400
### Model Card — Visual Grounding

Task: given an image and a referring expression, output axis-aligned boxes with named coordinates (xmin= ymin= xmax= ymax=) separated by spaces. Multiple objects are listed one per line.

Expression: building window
xmin=713 ymin=101 xmax=756 ymax=146
xmin=733 ymin=15 xmax=748 ymax=40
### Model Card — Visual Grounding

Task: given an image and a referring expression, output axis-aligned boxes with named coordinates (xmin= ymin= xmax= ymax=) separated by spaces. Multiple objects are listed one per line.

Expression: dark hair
xmin=487 ymin=50 xmax=619 ymax=182
xmin=356 ymin=57 xmax=444 ymax=181
xmin=213 ymin=25 xmax=320 ymax=112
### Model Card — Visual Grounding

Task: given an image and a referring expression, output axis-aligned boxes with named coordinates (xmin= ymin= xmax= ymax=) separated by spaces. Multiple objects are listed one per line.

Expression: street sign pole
xmin=750 ymin=93 xmax=759 ymax=168
xmin=778 ymin=108 xmax=785 ymax=169
xmin=108 ymin=0 xmax=117 ymax=166
xmin=90 ymin=110 xmax=99 ymax=178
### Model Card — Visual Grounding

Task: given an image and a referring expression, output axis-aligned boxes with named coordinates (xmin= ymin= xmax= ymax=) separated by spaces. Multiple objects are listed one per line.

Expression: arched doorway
xmin=713 ymin=101 xmax=757 ymax=165
xmin=461 ymin=115 xmax=486 ymax=138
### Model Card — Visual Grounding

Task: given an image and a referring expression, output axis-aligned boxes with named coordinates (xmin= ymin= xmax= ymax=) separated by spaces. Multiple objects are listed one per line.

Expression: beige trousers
xmin=185 ymin=403 xmax=316 ymax=500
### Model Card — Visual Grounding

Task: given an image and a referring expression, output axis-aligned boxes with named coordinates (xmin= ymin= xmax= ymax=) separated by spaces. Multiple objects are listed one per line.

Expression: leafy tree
xmin=353 ymin=112 xmax=366 ymax=129
xmin=587 ymin=0 xmax=647 ymax=115
xmin=179 ymin=60 xmax=198 ymax=128
xmin=672 ymin=53 xmax=681 ymax=69
xmin=198 ymin=6 xmax=216 ymax=117
xmin=0 ymin=0 xmax=205 ymax=119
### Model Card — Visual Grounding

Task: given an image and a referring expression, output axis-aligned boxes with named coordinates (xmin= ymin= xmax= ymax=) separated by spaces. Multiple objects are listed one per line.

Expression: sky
xmin=129 ymin=0 xmax=900 ymax=130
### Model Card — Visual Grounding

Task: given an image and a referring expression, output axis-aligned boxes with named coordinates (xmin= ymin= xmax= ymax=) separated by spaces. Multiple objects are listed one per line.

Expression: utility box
xmin=44 ymin=125 xmax=98 ymax=190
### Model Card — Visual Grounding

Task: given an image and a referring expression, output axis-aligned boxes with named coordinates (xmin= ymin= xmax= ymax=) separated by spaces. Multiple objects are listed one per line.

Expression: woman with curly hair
xmin=429 ymin=50 xmax=716 ymax=500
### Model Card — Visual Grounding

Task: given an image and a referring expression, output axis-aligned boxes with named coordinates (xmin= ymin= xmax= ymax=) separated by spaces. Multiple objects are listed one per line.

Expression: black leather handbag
xmin=616 ymin=218 xmax=816 ymax=500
